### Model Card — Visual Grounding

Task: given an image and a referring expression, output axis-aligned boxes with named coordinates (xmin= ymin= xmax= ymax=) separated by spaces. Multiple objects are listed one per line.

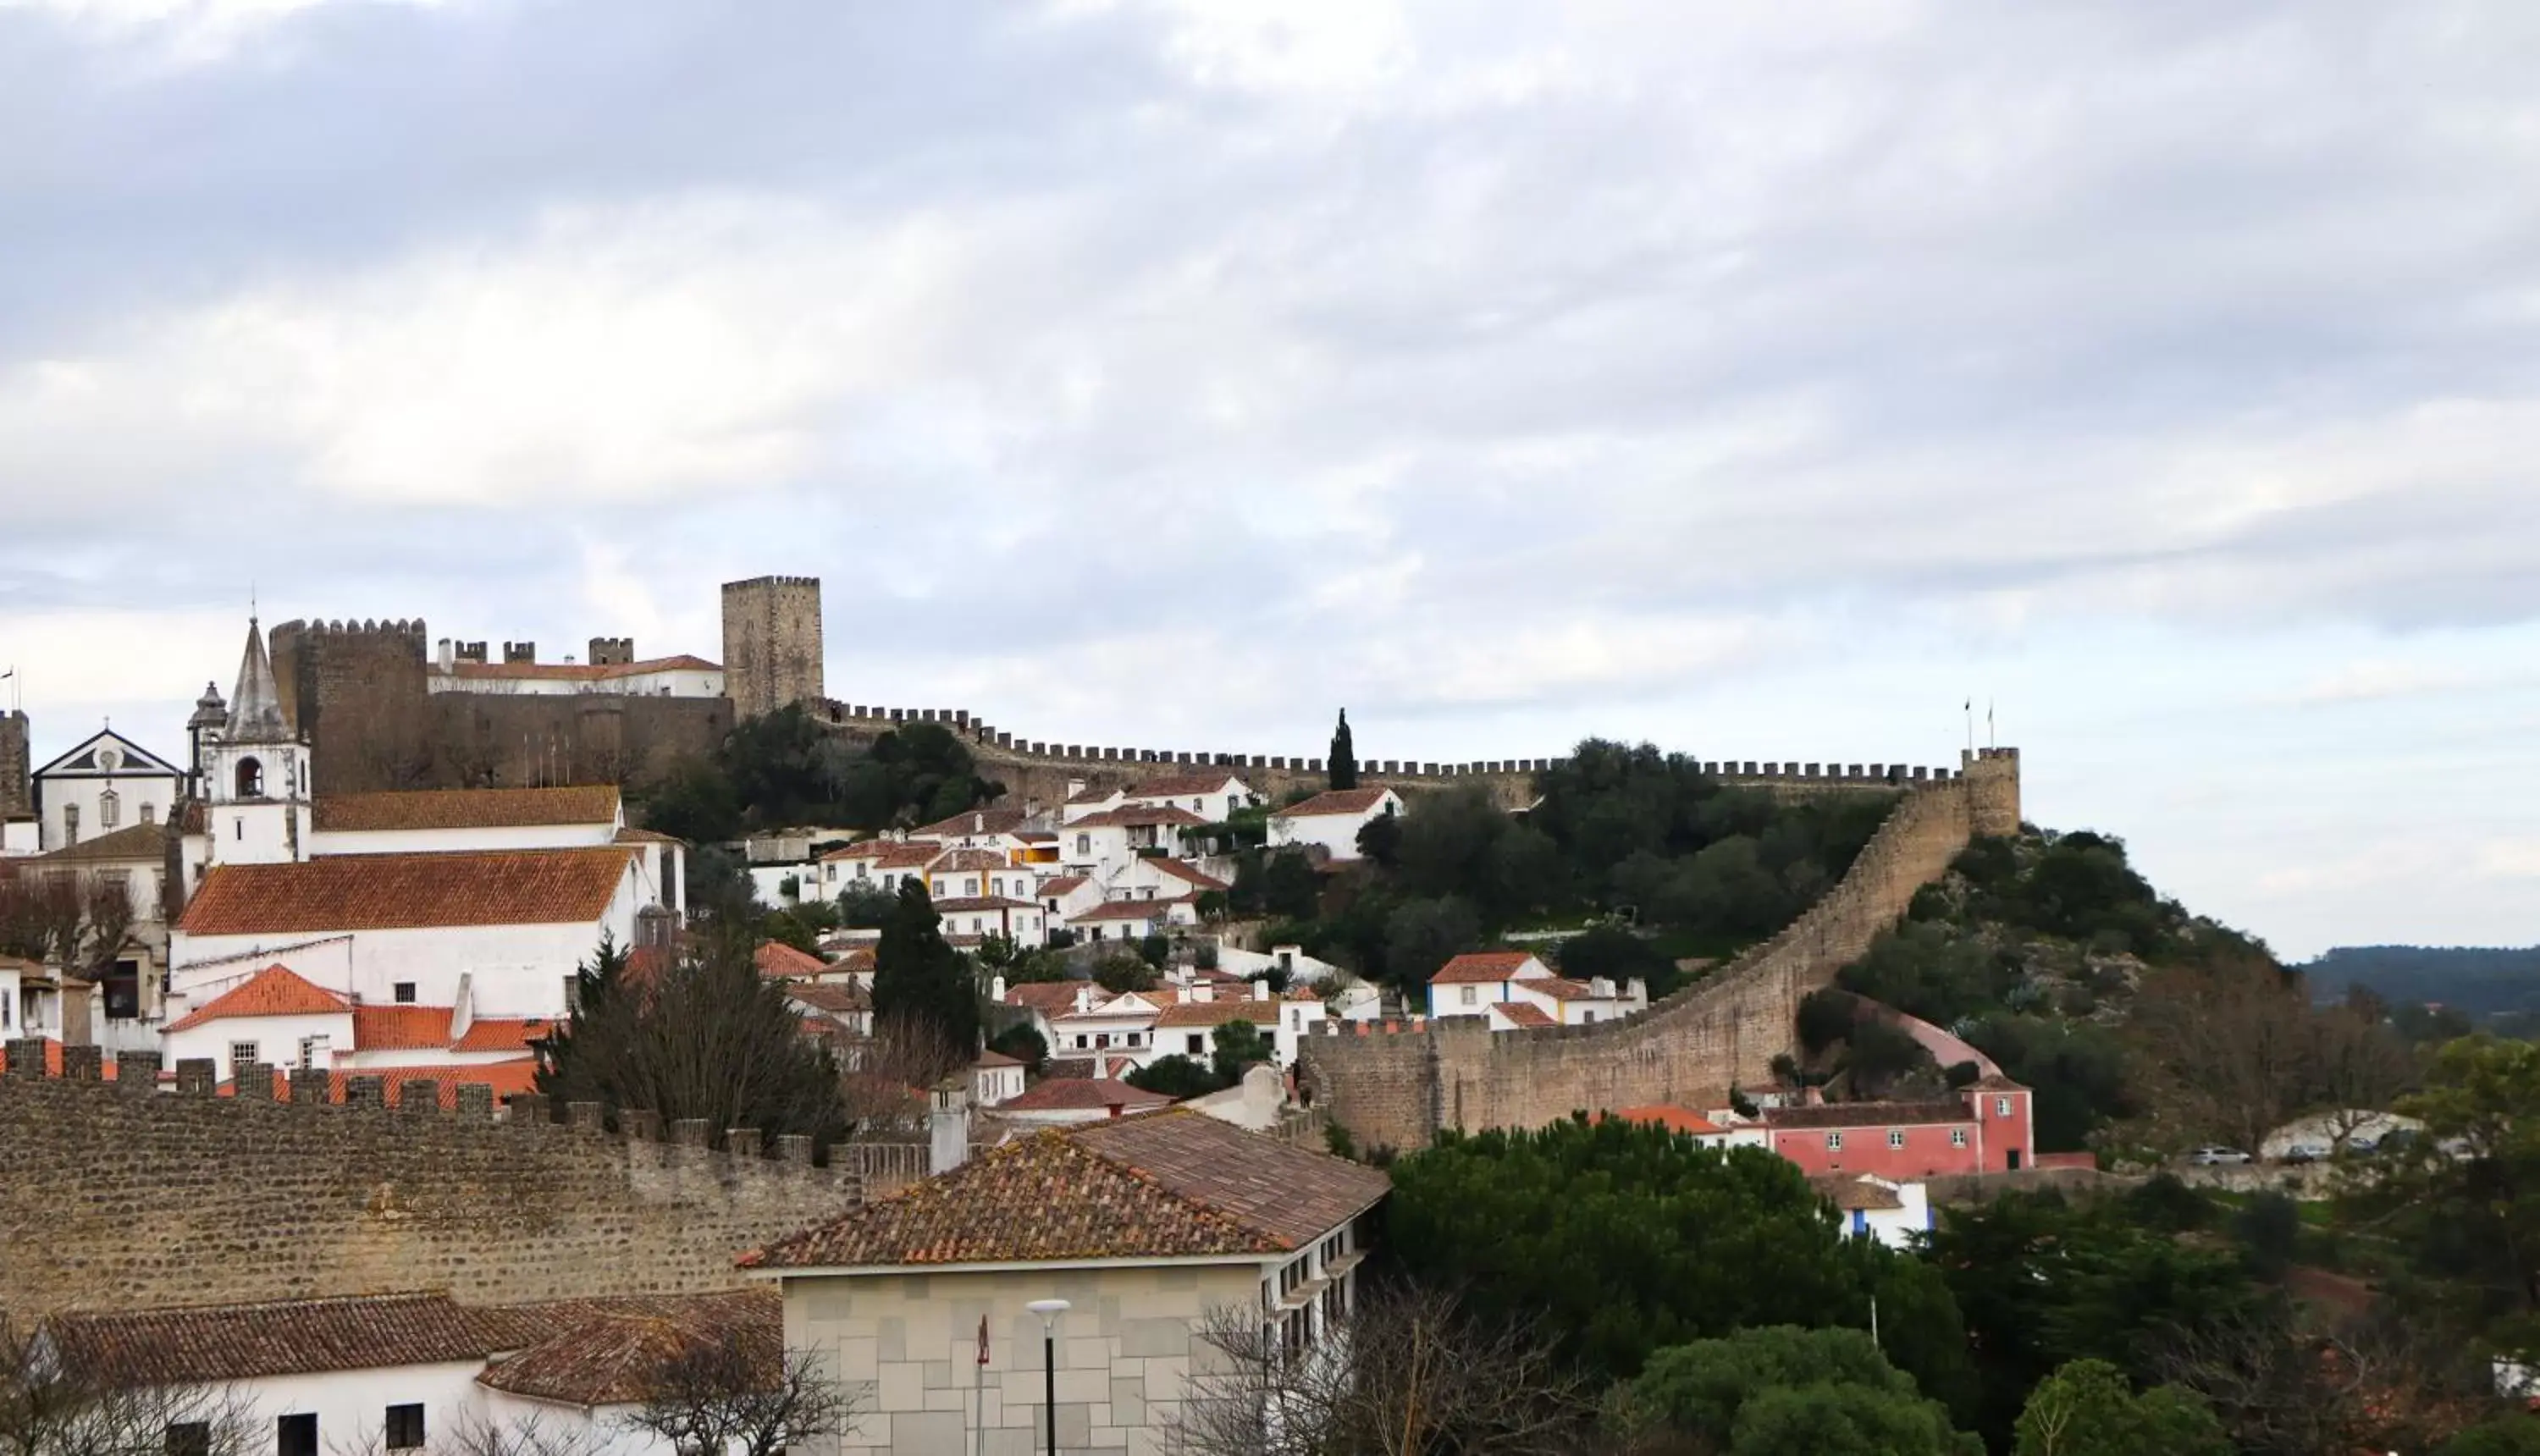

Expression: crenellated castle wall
xmin=1295 ymin=749 xmax=2022 ymax=1152
xmin=0 ymin=1045 xmax=861 ymax=1319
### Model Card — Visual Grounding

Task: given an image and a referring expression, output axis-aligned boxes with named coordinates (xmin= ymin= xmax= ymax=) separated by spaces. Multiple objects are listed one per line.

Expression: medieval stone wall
xmin=721 ymin=576 xmax=825 ymax=720
xmin=0 ymin=1057 xmax=859 ymax=1320
xmin=1296 ymin=750 xmax=2022 ymax=1152
xmin=0 ymin=709 xmax=28 ymax=820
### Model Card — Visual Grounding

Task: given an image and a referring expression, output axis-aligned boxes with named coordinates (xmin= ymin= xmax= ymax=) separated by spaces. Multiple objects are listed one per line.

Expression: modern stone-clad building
xmin=743 ymin=1110 xmax=1389 ymax=1456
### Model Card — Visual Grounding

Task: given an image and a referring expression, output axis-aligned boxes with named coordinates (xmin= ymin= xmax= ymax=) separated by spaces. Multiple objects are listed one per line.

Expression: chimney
xmin=436 ymin=637 xmax=456 ymax=670
xmin=1251 ymin=979 xmax=1270 ymax=1001
xmin=929 ymin=1077 xmax=970 ymax=1175
xmin=1074 ymin=984 xmax=1092 ymax=1014
xmin=1590 ymin=976 xmax=1616 ymax=999
xmin=991 ymin=974 xmax=1008 ymax=1003
xmin=450 ymin=973 xmax=474 ymax=1040
xmin=973 ymin=813 xmax=985 ymax=833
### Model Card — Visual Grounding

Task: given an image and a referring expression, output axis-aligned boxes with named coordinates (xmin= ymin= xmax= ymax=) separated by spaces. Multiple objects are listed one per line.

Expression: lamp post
xmin=1026 ymin=1299 xmax=1070 ymax=1456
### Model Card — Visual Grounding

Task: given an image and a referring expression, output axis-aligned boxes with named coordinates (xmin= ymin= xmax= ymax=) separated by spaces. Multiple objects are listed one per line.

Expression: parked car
xmin=2188 ymin=1146 xmax=2252 ymax=1166
xmin=2279 ymin=1142 xmax=2332 ymax=1164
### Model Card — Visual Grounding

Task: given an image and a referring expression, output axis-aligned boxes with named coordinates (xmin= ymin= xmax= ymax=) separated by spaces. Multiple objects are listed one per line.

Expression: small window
xmin=393 ymin=982 xmax=417 ymax=1004
xmin=277 ymin=1414 xmax=317 ymax=1456
xmin=100 ymin=789 xmax=121 ymax=830
xmin=166 ymin=1422 xmax=210 ymax=1456
xmin=1996 ymin=1097 xmax=2013 ymax=1118
xmin=233 ymin=818 xmax=242 ymax=841
xmin=1951 ymin=1128 xmax=1968 ymax=1148
xmin=1888 ymin=1129 xmax=1906 ymax=1149
xmin=63 ymin=803 xmax=79 ymax=845
xmin=1075 ymin=834 xmax=1091 ymax=855
xmin=1826 ymin=1132 xmax=1843 ymax=1151
xmin=1460 ymin=985 xmax=1477 ymax=1007
xmin=384 ymin=1405 xmax=424 ymax=1451
xmin=229 ymin=1040 xmax=259 ymax=1071
xmin=297 ymin=1035 xmax=329 ymax=1070
xmin=1187 ymin=1034 xmax=1205 ymax=1055
xmin=1074 ymin=1035 xmax=1088 ymax=1050
xmin=966 ymin=877 xmax=980 ymax=896
xmin=140 ymin=802 xmax=157 ymax=826
xmin=563 ymin=976 xmax=581 ymax=1014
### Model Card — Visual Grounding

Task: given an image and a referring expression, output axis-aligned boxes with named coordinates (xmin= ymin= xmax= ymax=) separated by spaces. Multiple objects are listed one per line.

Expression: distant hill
xmin=2301 ymin=945 xmax=2540 ymax=1014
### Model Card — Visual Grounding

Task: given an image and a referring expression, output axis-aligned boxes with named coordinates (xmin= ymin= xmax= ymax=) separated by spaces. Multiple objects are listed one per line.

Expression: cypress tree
xmin=1329 ymin=709 xmax=1359 ymax=791
xmin=871 ymin=878 xmax=981 ymax=1068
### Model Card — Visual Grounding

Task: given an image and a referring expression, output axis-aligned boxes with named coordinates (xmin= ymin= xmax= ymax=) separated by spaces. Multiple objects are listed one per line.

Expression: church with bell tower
xmin=198 ymin=618 xmax=312 ymax=866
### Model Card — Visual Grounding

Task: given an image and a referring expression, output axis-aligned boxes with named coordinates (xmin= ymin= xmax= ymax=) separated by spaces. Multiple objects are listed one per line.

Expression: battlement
xmin=273 ymin=617 xmax=430 ymax=643
xmin=723 ymin=575 xmax=821 ymax=592
xmin=588 ymin=637 xmax=635 ymax=666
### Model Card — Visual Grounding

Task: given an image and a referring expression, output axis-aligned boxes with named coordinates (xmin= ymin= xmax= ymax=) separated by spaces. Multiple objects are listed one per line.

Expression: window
xmin=1074 ymin=1034 xmax=1089 ymax=1050
xmin=165 ymin=1422 xmax=210 ymax=1456
xmin=100 ymin=789 xmax=120 ymax=830
xmin=563 ymin=976 xmax=581 ymax=1014
xmin=62 ymin=803 xmax=78 ymax=845
xmin=235 ymin=758 xmax=264 ymax=798
xmin=966 ymin=877 xmax=980 ymax=896
xmin=1887 ymin=1129 xmax=1906 ymax=1149
xmin=1826 ymin=1132 xmax=1843 ymax=1150
xmin=1582 ymin=1010 xmax=1595 ymax=1023
xmin=1996 ymin=1096 xmax=2013 ymax=1118
xmin=233 ymin=818 xmax=242 ymax=841
xmin=394 ymin=982 xmax=417 ymax=1004
xmin=1075 ymin=834 xmax=1091 ymax=855
xmin=384 ymin=1406 xmax=424 ymax=1451
xmin=1096 ymin=1034 xmax=1111 ymax=1049
xmin=1460 ymin=985 xmax=1477 ymax=1007
xmin=1187 ymin=1034 xmax=1205 ymax=1055
xmin=1950 ymin=1128 xmax=1968 ymax=1148
xmin=297 ymin=1035 xmax=329 ymax=1070
xmin=277 ymin=1414 xmax=317 ymax=1456
xmin=140 ymin=802 xmax=156 ymax=826
xmin=229 ymin=1040 xmax=259 ymax=1071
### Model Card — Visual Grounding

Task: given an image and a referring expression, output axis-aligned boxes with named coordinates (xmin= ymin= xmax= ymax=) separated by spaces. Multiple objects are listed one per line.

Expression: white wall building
xmin=30 ymin=728 xmax=183 ymax=852
xmin=426 ymin=638 xmax=724 ymax=698
xmin=1426 ymin=950 xmax=1643 ymax=1026
xmin=1267 ymin=786 xmax=1404 ymax=863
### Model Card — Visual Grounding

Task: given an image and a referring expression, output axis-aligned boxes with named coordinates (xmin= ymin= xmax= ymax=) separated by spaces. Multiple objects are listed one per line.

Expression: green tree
xmin=1211 ymin=1020 xmax=1274 ymax=1085
xmin=833 ymin=881 xmax=897 ymax=929
xmin=2013 ymin=1359 xmax=2229 ymax=1456
xmin=1387 ymin=1117 xmax=1975 ymax=1410
xmin=2350 ymin=1035 xmax=2540 ymax=1319
xmin=1126 ymin=1054 xmax=1223 ymax=1100
xmin=535 ymin=931 xmax=849 ymax=1148
xmin=2443 ymin=1421 xmax=2540 ymax=1456
xmin=1354 ymin=811 xmax=1402 ymax=867
xmin=1094 ymin=954 xmax=1158 ymax=995
xmin=1617 ymin=1326 xmax=1978 ymax=1456
xmin=1556 ymin=924 xmax=1684 ymax=1000
xmin=985 ymin=1023 xmax=1046 ymax=1076
xmin=1328 ymin=709 xmax=1357 ymax=791
xmin=870 ymin=880 xmax=979 ymax=1071
xmin=1259 ymin=851 xmax=1322 ymax=921
xmin=1383 ymin=896 xmax=1482 ymax=995
xmin=637 ymin=754 xmax=743 ymax=844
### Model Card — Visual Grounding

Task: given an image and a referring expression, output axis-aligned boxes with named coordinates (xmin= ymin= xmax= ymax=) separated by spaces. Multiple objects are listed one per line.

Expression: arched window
xmin=99 ymin=789 xmax=120 ymax=830
xmin=235 ymin=758 xmax=264 ymax=799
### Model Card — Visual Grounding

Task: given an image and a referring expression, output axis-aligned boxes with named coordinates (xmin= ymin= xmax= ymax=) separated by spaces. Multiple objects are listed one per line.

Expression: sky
xmin=3 ymin=0 xmax=2536 ymax=959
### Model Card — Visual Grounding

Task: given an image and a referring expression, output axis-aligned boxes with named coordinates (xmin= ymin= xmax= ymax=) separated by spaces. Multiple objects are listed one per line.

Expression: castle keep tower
xmin=721 ymin=576 xmax=824 ymax=720
xmin=0 ymin=709 xmax=29 ymax=822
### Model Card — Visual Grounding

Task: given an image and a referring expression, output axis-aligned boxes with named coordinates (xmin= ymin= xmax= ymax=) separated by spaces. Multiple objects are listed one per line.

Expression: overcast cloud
xmin=4 ymin=0 xmax=2537 ymax=957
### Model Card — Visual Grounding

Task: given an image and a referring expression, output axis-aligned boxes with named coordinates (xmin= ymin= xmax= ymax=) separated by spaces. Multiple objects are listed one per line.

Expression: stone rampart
xmin=0 ymin=1054 xmax=859 ymax=1320
xmin=1295 ymin=750 xmax=2021 ymax=1152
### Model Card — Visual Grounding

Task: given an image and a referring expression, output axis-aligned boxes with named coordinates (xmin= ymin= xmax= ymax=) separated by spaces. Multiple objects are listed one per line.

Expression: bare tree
xmin=2152 ymin=1303 xmax=2490 ymax=1456
xmin=620 ymin=1343 xmax=862 ymax=1456
xmin=0 ymin=1316 xmax=258 ymax=1456
xmin=0 ymin=872 xmax=136 ymax=981
xmin=1168 ymin=1285 xmax=1593 ymax=1456
xmin=324 ymin=1409 xmax=606 ymax=1456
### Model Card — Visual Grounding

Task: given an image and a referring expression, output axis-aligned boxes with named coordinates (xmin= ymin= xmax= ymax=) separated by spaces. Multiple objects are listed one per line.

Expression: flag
xmin=976 ymin=1315 xmax=990 ymax=1367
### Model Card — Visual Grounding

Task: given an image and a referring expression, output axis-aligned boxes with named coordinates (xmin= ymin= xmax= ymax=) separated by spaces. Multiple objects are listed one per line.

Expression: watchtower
xmin=721 ymin=576 xmax=825 ymax=719
xmin=0 ymin=709 xmax=29 ymax=820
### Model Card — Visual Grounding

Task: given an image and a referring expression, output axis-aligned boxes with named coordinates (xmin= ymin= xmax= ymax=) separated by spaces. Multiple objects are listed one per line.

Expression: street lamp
xmin=1025 ymin=1299 xmax=1070 ymax=1456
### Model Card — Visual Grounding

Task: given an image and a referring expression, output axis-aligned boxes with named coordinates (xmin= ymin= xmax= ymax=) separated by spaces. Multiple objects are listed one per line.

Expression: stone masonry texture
xmin=0 ymin=1078 xmax=860 ymax=1320
xmin=1297 ymin=751 xmax=2021 ymax=1153
xmin=722 ymin=576 xmax=825 ymax=720
xmin=0 ymin=709 xmax=28 ymax=819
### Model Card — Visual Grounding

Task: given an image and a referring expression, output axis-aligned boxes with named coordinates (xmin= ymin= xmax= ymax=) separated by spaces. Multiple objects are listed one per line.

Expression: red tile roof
xmin=1153 ymin=1000 xmax=1284 ymax=1028
xmin=1072 ymin=897 xmax=1190 ymax=922
xmin=1491 ymin=1002 xmax=1557 ymax=1029
xmin=755 ymin=940 xmax=828 ymax=980
xmin=352 ymin=1003 xmax=454 ymax=1051
xmin=1275 ymin=787 xmax=1393 ymax=819
xmin=930 ymin=896 xmax=1036 ymax=913
xmin=908 ymin=808 xmax=1033 ymax=840
xmin=1763 ymin=1100 xmax=1974 ymax=1130
xmin=312 ymin=786 xmax=621 ymax=834
xmin=32 ymin=823 xmax=168 ymax=864
xmin=177 ymin=847 xmax=636 ymax=935
xmin=1429 ymin=951 xmax=1543 ymax=984
xmin=926 ymin=848 xmax=1010 ymax=873
xmin=1124 ymin=774 xmax=1247 ymax=799
xmin=742 ymin=1111 xmax=1386 ymax=1271
xmin=1147 ymin=859 xmax=1230 ymax=892
xmin=1038 ymin=875 xmax=1090 ymax=898
xmin=786 ymin=982 xmax=870 ymax=1015
xmin=820 ymin=841 xmax=939 ymax=869
xmin=996 ymin=1078 xmax=1176 ymax=1113
xmin=472 ymin=1290 xmax=778 ymax=1408
xmin=1526 ymin=975 xmax=1599 ymax=1001
xmin=451 ymin=1017 xmax=552 ymax=1054
xmin=47 ymin=1293 xmax=496 ymax=1384
xmin=1814 ymin=1175 xmax=1908 ymax=1211
xmin=1605 ymin=1105 xmax=1726 ymax=1135
xmin=164 ymin=965 xmax=350 ymax=1033
xmin=1005 ymin=981 xmax=1095 ymax=1014
xmin=1070 ymin=806 xmax=1209 ymax=829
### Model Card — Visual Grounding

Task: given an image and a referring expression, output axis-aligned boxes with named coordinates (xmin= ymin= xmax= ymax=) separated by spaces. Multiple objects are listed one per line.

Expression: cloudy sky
xmin=4 ymin=0 xmax=2536 ymax=957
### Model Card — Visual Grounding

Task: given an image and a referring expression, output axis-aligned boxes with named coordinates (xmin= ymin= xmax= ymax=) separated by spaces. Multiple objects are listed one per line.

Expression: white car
xmin=2188 ymin=1146 xmax=2252 ymax=1166
xmin=2279 ymin=1142 xmax=2332 ymax=1164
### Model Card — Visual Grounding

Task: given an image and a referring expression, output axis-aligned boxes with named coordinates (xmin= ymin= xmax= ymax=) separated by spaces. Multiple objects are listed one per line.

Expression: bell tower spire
xmin=205 ymin=615 xmax=310 ymax=865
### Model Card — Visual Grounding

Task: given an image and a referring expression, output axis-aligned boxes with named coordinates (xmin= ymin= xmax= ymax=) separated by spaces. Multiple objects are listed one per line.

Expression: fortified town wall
xmin=1294 ymin=748 xmax=2024 ymax=1152
xmin=0 ymin=1051 xmax=869 ymax=1320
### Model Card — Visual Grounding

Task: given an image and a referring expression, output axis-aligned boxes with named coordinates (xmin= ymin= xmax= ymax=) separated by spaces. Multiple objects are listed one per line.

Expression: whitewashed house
xmin=1116 ymin=772 xmax=1256 ymax=824
xmin=816 ymin=841 xmax=939 ymax=901
xmin=1268 ymin=787 xmax=1403 ymax=863
xmin=1426 ymin=950 xmax=1644 ymax=1027
xmin=30 ymin=728 xmax=183 ymax=852
xmin=1816 ymin=1174 xmax=1934 ymax=1249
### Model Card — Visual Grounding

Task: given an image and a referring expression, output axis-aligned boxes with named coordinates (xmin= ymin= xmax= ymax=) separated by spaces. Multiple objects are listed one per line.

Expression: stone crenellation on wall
xmin=0 ymin=1047 xmax=864 ymax=1320
xmin=1295 ymin=749 xmax=2022 ymax=1152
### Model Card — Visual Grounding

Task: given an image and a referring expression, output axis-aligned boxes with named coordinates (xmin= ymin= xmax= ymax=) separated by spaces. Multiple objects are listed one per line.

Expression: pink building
xmin=1761 ymin=1077 xmax=2035 ymax=1179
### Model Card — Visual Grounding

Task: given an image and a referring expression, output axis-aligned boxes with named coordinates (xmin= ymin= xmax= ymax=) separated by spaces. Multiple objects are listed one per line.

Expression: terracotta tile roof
xmin=1124 ymin=774 xmax=1247 ymax=799
xmin=47 ymin=1293 xmax=495 ymax=1383
xmin=1066 ymin=786 xmax=1125 ymax=805
xmin=0 ymin=953 xmax=45 ymax=974
xmin=1605 ymin=1105 xmax=1725 ymax=1135
xmin=1275 ymin=787 xmax=1393 ymax=818
xmin=787 ymin=982 xmax=870 ymax=1015
xmin=1429 ymin=951 xmax=1543 ymax=984
xmin=230 ymin=1060 xmax=541 ymax=1108
xmin=996 ymin=1078 xmax=1176 ymax=1113
xmin=1492 ymin=1002 xmax=1557 ymax=1029
xmin=1038 ymin=875 xmax=1090 ymax=898
xmin=352 ymin=1003 xmax=455 ymax=1051
xmin=755 ymin=940 xmax=828 ymax=980
xmin=451 ymin=1017 xmax=553 ymax=1054
xmin=177 ymin=847 xmax=635 ymax=935
xmin=1153 ymin=1000 xmax=1283 ymax=1028
xmin=1763 ymin=1100 xmax=1974 ymax=1130
xmin=1814 ymin=1175 xmax=1908 ymax=1211
xmin=1070 ymin=806 xmax=1209 ymax=829
xmin=1005 ymin=981 xmax=1095 ymax=1014
xmin=831 ymin=946 xmax=876 ymax=973
xmin=909 ymin=808 xmax=1032 ymax=840
xmin=33 ymin=823 xmax=168 ymax=863
xmin=615 ymin=826 xmax=685 ymax=845
xmin=974 ymin=1051 xmax=1023 ymax=1069
xmin=1526 ymin=976 xmax=1599 ymax=1001
xmin=1147 ymin=859 xmax=1230 ymax=892
xmin=445 ymin=654 xmax=721 ymax=683
xmin=312 ymin=786 xmax=621 ymax=834
xmin=820 ymin=841 xmax=939 ymax=869
xmin=929 ymin=848 xmax=1009 ymax=873
xmin=1072 ymin=897 xmax=1190 ymax=922
xmin=164 ymin=965 xmax=350 ymax=1033
xmin=743 ymin=1111 xmax=1384 ymax=1271
xmin=472 ymin=1290 xmax=778 ymax=1408
xmin=930 ymin=896 xmax=1035 ymax=913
